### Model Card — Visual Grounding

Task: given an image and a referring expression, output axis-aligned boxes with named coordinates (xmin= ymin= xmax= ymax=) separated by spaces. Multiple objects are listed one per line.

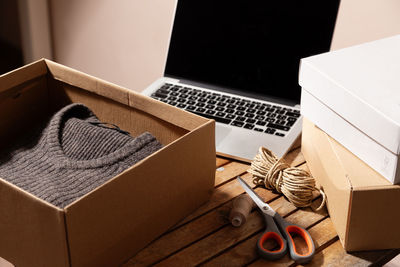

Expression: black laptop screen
xmin=164 ymin=1 xmax=340 ymax=103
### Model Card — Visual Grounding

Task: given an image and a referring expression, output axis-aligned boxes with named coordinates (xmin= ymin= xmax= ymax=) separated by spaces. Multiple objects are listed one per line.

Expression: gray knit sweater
xmin=0 ymin=103 xmax=162 ymax=208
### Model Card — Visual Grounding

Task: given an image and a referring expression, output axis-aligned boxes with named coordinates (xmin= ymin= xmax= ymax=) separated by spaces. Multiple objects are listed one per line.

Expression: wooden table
xmin=123 ymin=143 xmax=399 ymax=266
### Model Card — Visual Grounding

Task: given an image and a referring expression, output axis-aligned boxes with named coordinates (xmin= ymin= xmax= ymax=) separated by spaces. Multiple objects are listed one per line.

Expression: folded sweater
xmin=0 ymin=103 xmax=162 ymax=208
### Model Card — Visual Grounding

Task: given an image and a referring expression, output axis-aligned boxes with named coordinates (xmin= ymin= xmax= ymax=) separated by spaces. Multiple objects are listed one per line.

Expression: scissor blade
xmin=237 ymin=176 xmax=275 ymax=216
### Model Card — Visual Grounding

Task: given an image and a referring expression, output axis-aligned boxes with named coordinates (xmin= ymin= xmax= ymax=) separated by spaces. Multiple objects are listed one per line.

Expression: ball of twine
xmin=248 ymin=147 xmax=326 ymax=211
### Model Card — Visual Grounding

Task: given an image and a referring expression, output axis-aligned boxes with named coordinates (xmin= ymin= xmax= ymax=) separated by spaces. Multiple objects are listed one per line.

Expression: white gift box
xmin=299 ymin=35 xmax=400 ymax=184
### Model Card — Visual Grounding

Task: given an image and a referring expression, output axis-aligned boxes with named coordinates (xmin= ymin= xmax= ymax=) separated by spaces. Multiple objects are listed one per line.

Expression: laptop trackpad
xmin=215 ymin=124 xmax=232 ymax=145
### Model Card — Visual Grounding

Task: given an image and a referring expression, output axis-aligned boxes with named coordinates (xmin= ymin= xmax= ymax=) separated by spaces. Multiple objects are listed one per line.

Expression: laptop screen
xmin=164 ymin=1 xmax=340 ymax=103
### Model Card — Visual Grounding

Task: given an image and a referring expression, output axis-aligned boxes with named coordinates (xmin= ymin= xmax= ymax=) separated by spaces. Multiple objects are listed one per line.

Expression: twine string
xmin=248 ymin=147 xmax=326 ymax=211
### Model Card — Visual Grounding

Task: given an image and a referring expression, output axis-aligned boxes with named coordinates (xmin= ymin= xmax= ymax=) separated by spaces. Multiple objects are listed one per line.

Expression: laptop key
xmin=207 ymin=99 xmax=217 ymax=104
xmin=215 ymin=106 xmax=225 ymax=111
xmin=265 ymin=128 xmax=276 ymax=134
xmin=167 ymin=96 xmax=177 ymax=101
xmin=254 ymin=127 xmax=264 ymax=132
xmin=206 ymin=104 xmax=215 ymax=109
xmin=235 ymin=111 xmax=245 ymax=116
xmin=236 ymin=116 xmax=246 ymax=121
xmin=168 ymin=101 xmax=177 ymax=106
xmin=216 ymin=111 xmax=226 ymax=117
xmin=196 ymin=107 xmax=206 ymax=113
xmin=256 ymin=121 xmax=266 ymax=126
xmin=192 ymin=111 xmax=232 ymax=124
xmin=246 ymin=118 xmax=256 ymax=124
xmin=256 ymin=110 xmax=266 ymax=115
xmin=177 ymin=98 xmax=186 ymax=103
xmin=225 ymin=109 xmax=235 ymax=113
xmin=244 ymin=124 xmax=255 ymax=130
xmin=197 ymin=103 xmax=205 ymax=107
xmin=206 ymin=110 xmax=216 ymax=115
xmin=275 ymin=132 xmax=285 ymax=137
xmin=155 ymin=92 xmax=168 ymax=98
xmin=245 ymin=113 xmax=255 ymax=118
xmin=266 ymin=118 xmax=275 ymax=122
xmin=217 ymin=102 xmax=227 ymax=107
xmin=187 ymin=106 xmax=196 ymax=110
xmin=187 ymin=100 xmax=196 ymax=105
xmin=177 ymin=103 xmax=186 ymax=108
xmin=286 ymin=111 xmax=301 ymax=117
xmin=255 ymin=115 xmax=265 ymax=121
xmin=231 ymin=121 xmax=244 ymax=127
xmin=287 ymin=117 xmax=297 ymax=122
xmin=286 ymin=121 xmax=295 ymax=127
xmin=226 ymin=114 xmax=236 ymax=119
xmin=267 ymin=123 xmax=290 ymax=131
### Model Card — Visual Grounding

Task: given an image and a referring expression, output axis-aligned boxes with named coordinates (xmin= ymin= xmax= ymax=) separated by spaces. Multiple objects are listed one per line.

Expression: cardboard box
xmin=0 ymin=59 xmax=216 ymax=266
xmin=299 ymin=35 xmax=400 ymax=184
xmin=302 ymin=118 xmax=400 ymax=251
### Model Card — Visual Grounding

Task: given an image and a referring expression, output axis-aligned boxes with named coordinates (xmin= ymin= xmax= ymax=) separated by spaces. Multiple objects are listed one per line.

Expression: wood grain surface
xmin=123 ymin=146 xmax=399 ymax=266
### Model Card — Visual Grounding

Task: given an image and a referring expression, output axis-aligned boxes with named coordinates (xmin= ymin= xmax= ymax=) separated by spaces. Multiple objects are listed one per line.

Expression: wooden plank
xmin=205 ymin=199 xmax=329 ymax=267
xmin=216 ymin=157 xmax=230 ymax=168
xmin=284 ymin=147 xmax=305 ymax=167
xmin=123 ymin=181 xmax=279 ymax=267
xmin=304 ymin=240 xmax=398 ymax=267
xmin=153 ymin=194 xmax=298 ymax=267
xmin=214 ymin=162 xmax=249 ymax=186
xmin=247 ymin=217 xmax=337 ymax=267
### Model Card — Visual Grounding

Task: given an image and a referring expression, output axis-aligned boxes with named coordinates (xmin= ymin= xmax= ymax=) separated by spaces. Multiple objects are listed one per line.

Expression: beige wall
xmin=49 ymin=0 xmax=400 ymax=92
xmin=50 ymin=0 xmax=176 ymax=92
xmin=331 ymin=0 xmax=400 ymax=50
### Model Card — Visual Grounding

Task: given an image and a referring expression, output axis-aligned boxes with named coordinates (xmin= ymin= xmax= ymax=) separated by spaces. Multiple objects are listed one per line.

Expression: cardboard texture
xmin=302 ymin=118 xmax=400 ymax=251
xmin=0 ymin=59 xmax=216 ymax=266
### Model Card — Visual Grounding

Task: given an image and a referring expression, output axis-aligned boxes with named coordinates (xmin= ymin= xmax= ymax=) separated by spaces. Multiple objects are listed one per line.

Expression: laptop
xmin=142 ymin=0 xmax=340 ymax=162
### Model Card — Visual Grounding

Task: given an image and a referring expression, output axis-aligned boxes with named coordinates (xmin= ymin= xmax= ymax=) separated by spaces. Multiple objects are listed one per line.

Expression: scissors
xmin=237 ymin=176 xmax=315 ymax=264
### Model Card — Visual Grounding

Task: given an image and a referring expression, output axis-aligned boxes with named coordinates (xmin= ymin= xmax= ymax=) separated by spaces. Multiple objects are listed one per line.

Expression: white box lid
xmin=299 ymin=35 xmax=400 ymax=155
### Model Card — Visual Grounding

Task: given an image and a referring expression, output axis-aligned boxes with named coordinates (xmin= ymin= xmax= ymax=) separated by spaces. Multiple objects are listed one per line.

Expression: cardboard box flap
xmin=45 ymin=59 xmax=129 ymax=105
xmin=0 ymin=59 xmax=47 ymax=93
xmin=44 ymin=59 xmax=209 ymax=131
xmin=299 ymin=35 xmax=400 ymax=155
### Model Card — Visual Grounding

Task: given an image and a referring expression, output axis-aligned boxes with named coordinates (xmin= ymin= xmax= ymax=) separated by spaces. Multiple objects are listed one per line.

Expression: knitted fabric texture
xmin=0 ymin=103 xmax=162 ymax=208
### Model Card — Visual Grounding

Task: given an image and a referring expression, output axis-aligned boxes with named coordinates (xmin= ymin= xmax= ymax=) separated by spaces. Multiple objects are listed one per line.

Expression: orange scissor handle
xmin=274 ymin=213 xmax=315 ymax=264
xmin=257 ymin=213 xmax=288 ymax=260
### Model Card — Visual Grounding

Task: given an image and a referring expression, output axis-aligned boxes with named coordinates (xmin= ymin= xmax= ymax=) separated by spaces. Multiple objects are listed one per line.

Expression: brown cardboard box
xmin=0 ymin=59 xmax=216 ymax=266
xmin=301 ymin=118 xmax=400 ymax=251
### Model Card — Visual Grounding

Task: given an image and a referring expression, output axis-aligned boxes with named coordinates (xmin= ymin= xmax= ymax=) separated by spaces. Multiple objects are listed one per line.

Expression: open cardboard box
xmin=302 ymin=118 xmax=400 ymax=251
xmin=0 ymin=59 xmax=216 ymax=266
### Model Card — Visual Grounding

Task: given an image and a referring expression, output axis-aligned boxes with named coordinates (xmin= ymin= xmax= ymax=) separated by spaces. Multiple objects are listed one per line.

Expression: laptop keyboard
xmin=150 ymin=83 xmax=300 ymax=137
